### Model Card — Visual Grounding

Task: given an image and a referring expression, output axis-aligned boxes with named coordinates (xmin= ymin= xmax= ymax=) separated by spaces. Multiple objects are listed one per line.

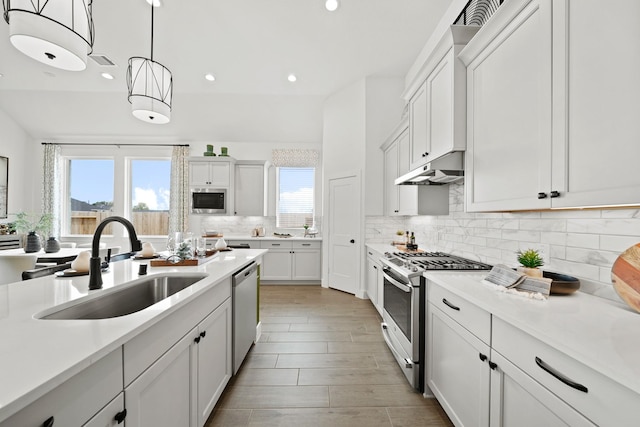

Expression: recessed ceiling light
xmin=325 ymin=0 xmax=339 ymax=11
xmin=146 ymin=0 xmax=162 ymax=6
xmin=287 ymin=74 xmax=297 ymax=82
xmin=205 ymin=73 xmax=215 ymax=82
xmin=101 ymin=72 xmax=114 ymax=80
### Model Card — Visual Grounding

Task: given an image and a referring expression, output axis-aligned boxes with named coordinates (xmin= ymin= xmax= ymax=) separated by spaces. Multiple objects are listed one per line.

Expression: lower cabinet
xmin=83 ymin=393 xmax=126 ymax=427
xmin=427 ymin=303 xmax=490 ymax=426
xmin=365 ymin=247 xmax=384 ymax=315
xmin=489 ymin=351 xmax=595 ymax=427
xmin=260 ymin=241 xmax=321 ymax=282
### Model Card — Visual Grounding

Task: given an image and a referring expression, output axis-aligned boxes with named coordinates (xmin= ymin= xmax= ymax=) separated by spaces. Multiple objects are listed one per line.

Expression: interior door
xmin=327 ymin=173 xmax=360 ymax=295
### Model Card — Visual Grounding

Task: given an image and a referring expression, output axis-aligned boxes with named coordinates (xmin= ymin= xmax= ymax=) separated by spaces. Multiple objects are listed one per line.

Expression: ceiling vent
xmin=89 ymin=54 xmax=117 ymax=67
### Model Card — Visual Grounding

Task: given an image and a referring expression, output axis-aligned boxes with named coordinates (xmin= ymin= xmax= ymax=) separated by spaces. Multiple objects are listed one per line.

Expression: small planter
xmin=24 ymin=232 xmax=41 ymax=253
xmin=517 ymin=266 xmax=543 ymax=278
xmin=44 ymin=237 xmax=61 ymax=253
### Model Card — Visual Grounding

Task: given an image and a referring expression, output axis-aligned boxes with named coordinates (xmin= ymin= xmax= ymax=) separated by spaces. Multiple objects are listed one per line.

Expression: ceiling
xmin=0 ymin=0 xmax=452 ymax=143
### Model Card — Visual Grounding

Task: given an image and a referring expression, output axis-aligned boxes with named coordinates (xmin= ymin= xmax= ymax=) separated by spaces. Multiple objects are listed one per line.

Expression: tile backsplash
xmin=197 ymin=216 xmax=322 ymax=238
xmin=366 ymin=183 xmax=640 ymax=302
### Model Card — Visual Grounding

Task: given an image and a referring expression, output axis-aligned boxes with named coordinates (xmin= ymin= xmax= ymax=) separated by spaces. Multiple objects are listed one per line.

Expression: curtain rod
xmin=41 ymin=143 xmax=189 ymax=147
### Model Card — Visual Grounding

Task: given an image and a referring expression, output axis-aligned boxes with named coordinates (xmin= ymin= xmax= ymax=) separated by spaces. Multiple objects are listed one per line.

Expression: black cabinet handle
xmin=350 ymin=239 xmax=355 ymax=244
xmin=43 ymin=416 xmax=54 ymax=427
xmin=394 ymin=210 xmax=399 ymax=213
xmin=442 ymin=298 xmax=460 ymax=311
xmin=479 ymin=353 xmax=487 ymax=362
xmin=489 ymin=361 xmax=498 ymax=370
xmin=550 ymin=190 xmax=560 ymax=198
xmin=114 ymin=409 xmax=127 ymax=424
xmin=537 ymin=192 xmax=548 ymax=199
xmin=535 ymin=357 xmax=588 ymax=393
xmin=421 ymin=152 xmax=429 ymax=157
xmin=373 ymin=265 xmax=378 ymax=270
xmin=194 ymin=336 xmax=201 ymax=344
xmin=200 ymin=331 xmax=206 ymax=339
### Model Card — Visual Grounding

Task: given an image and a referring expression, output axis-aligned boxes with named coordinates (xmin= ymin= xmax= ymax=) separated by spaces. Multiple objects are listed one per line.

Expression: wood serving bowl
xmin=543 ymin=271 xmax=580 ymax=295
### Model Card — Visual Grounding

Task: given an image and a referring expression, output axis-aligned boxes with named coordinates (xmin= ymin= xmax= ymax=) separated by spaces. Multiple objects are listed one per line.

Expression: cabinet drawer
xmin=124 ymin=278 xmax=231 ymax=385
xmin=3 ymin=348 xmax=122 ymax=427
xmin=260 ymin=241 xmax=293 ymax=249
xmin=226 ymin=239 xmax=255 ymax=248
xmin=493 ymin=317 xmax=640 ymax=426
xmin=293 ymin=241 xmax=321 ymax=249
xmin=428 ymin=281 xmax=491 ymax=344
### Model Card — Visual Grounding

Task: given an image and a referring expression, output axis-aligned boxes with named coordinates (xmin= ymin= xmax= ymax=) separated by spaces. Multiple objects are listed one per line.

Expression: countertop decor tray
xmin=149 ymin=248 xmax=231 ymax=267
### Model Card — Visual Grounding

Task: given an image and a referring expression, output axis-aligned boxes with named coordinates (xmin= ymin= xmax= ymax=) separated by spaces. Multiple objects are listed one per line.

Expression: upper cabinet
xmin=234 ymin=161 xmax=269 ymax=216
xmin=461 ymin=0 xmax=640 ymax=211
xmin=189 ymin=158 xmax=234 ymax=187
xmin=406 ymin=26 xmax=480 ymax=171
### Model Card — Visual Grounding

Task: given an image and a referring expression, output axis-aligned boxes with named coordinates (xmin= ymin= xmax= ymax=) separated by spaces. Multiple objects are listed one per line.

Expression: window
xmin=130 ymin=159 xmax=171 ymax=236
xmin=276 ymin=167 xmax=315 ymax=228
xmin=62 ymin=146 xmax=172 ymax=237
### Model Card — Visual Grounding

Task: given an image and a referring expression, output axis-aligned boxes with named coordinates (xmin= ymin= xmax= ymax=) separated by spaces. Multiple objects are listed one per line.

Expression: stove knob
xmin=412 ymin=266 xmax=419 ymax=272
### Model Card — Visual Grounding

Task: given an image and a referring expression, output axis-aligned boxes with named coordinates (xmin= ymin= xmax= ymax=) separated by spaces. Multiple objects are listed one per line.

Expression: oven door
xmin=380 ymin=265 xmax=420 ymax=389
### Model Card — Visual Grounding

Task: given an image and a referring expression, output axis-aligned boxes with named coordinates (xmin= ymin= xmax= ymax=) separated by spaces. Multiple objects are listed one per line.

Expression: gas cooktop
xmin=382 ymin=251 xmax=492 ymax=276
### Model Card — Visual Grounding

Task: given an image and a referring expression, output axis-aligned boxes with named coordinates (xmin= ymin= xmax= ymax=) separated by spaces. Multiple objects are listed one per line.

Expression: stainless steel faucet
xmin=88 ymin=216 xmax=142 ymax=290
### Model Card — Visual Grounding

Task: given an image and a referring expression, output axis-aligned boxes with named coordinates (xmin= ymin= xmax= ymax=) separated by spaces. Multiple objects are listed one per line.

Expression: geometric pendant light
xmin=126 ymin=3 xmax=173 ymax=124
xmin=2 ymin=0 xmax=95 ymax=71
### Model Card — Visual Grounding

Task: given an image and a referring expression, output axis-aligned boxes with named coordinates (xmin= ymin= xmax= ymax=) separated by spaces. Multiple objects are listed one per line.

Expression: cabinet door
xmin=209 ymin=162 xmax=230 ymax=187
xmin=409 ymin=81 xmax=430 ymax=170
xmin=551 ymin=0 xmax=640 ymax=208
xmin=82 ymin=394 xmax=125 ymax=427
xmin=365 ymin=256 xmax=378 ymax=306
xmin=464 ymin=0 xmax=553 ymax=212
xmin=196 ymin=298 xmax=232 ymax=427
xmin=426 ymin=50 xmax=453 ymax=162
xmin=292 ymin=249 xmax=321 ymax=280
xmin=190 ymin=162 xmax=212 ymax=186
xmin=234 ymin=164 xmax=266 ymax=216
xmin=383 ymin=142 xmax=400 ymax=216
xmin=396 ymin=129 xmax=418 ymax=215
xmin=489 ymin=351 xmax=595 ymax=427
xmin=427 ymin=303 xmax=490 ymax=427
xmin=261 ymin=248 xmax=292 ymax=280
xmin=125 ymin=331 xmax=195 ymax=427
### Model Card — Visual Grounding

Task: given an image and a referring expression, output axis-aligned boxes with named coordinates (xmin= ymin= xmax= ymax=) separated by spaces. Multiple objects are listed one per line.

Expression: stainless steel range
xmin=379 ymin=251 xmax=491 ymax=393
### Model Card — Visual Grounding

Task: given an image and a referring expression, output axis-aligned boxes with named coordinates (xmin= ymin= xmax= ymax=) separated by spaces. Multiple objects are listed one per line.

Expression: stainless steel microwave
xmin=191 ymin=188 xmax=227 ymax=214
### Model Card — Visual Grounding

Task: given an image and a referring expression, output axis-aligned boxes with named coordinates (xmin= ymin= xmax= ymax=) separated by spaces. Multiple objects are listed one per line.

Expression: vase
xmin=517 ymin=266 xmax=543 ymax=278
xmin=215 ymin=237 xmax=227 ymax=250
xmin=24 ymin=232 xmax=41 ymax=253
xmin=44 ymin=237 xmax=61 ymax=253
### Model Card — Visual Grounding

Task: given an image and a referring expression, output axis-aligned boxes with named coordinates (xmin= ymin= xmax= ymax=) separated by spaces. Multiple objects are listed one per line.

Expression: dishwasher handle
xmin=233 ymin=261 xmax=257 ymax=286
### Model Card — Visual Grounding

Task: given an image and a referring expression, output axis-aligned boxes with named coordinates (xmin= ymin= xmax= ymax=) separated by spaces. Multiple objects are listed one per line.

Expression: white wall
xmin=0 ymin=109 xmax=37 ymax=218
xmin=367 ymin=183 xmax=640 ymax=302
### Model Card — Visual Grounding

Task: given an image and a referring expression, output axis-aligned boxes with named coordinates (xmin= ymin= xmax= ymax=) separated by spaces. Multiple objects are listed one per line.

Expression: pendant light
xmin=2 ymin=0 xmax=95 ymax=71
xmin=126 ymin=3 xmax=173 ymax=124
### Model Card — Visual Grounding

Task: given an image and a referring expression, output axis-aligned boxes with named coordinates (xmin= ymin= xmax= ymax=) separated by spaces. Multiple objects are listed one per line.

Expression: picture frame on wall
xmin=0 ymin=156 xmax=7 ymax=219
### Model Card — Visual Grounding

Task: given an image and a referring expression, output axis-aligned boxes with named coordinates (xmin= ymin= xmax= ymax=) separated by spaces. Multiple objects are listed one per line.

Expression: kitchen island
xmin=0 ymin=248 xmax=266 ymax=425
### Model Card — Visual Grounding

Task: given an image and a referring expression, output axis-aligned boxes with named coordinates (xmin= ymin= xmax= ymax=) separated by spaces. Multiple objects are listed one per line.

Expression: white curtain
xmin=169 ymin=145 xmax=190 ymax=234
xmin=42 ymin=144 xmax=61 ymax=238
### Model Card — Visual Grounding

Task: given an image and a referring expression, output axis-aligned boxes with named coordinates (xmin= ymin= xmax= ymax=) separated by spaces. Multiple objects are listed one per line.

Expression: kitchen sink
xmin=38 ymin=273 xmax=208 ymax=320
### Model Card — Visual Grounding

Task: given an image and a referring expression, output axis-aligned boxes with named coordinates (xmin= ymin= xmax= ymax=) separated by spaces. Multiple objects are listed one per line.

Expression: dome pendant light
xmin=126 ymin=3 xmax=173 ymax=124
xmin=2 ymin=0 xmax=95 ymax=71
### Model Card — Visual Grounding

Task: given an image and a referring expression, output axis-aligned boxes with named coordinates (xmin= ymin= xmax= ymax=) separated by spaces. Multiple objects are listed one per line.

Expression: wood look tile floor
xmin=206 ymin=285 xmax=454 ymax=427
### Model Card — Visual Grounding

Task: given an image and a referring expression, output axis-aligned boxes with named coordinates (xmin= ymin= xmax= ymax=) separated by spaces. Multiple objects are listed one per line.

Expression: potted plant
xmin=13 ymin=212 xmax=53 ymax=253
xmin=516 ymin=248 xmax=544 ymax=277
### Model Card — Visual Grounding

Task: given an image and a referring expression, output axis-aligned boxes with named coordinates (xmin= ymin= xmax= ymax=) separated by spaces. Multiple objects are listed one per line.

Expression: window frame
xmin=275 ymin=166 xmax=316 ymax=230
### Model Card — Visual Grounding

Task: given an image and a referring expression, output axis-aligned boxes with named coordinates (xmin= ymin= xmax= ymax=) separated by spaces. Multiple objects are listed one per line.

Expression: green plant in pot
xmin=13 ymin=212 xmax=53 ymax=253
xmin=516 ymin=248 xmax=544 ymax=277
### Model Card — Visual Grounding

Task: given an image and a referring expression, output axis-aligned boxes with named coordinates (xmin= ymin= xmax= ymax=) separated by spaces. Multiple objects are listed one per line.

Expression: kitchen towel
xmin=483 ymin=264 xmax=551 ymax=299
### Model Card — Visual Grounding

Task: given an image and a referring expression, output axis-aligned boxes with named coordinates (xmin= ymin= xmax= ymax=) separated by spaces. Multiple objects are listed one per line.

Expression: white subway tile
xmin=567 ymin=219 xmax=640 ymax=236
xmin=542 ymin=210 xmax=602 ymax=219
xmin=519 ymin=219 xmax=567 ymax=232
xmin=600 ymin=235 xmax=640 ymax=253
xmin=487 ymin=219 xmax=520 ymax=230
xmin=566 ymin=233 xmax=600 ymax=249
xmin=546 ymin=259 xmax=601 ymax=282
xmin=541 ymin=232 xmax=567 ymax=245
xmin=565 ymin=247 xmax=618 ymax=267
xmin=600 ymin=209 xmax=640 ymax=219
xmin=549 ymin=245 xmax=566 ymax=260
xmin=501 ymin=229 xmax=541 ymax=243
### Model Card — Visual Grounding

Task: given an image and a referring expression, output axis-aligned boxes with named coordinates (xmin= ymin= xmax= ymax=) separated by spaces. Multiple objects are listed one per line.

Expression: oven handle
xmin=382 ymin=268 xmax=412 ymax=293
xmin=381 ymin=323 xmax=413 ymax=369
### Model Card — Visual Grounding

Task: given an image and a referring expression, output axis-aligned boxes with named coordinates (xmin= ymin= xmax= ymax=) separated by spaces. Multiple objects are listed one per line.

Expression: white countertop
xmin=0 ymin=249 xmax=266 ymax=422
xmin=424 ymin=271 xmax=640 ymax=396
xmin=208 ymin=234 xmax=322 ymax=242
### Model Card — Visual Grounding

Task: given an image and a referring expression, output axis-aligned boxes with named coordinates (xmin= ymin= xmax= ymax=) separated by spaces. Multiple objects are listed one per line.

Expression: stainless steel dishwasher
xmin=232 ymin=261 xmax=258 ymax=374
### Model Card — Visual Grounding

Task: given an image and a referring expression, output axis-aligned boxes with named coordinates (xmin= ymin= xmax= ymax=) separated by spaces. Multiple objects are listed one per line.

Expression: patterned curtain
xmin=271 ymin=149 xmax=320 ymax=167
xmin=169 ymin=145 xmax=190 ymax=234
xmin=42 ymin=144 xmax=61 ymax=238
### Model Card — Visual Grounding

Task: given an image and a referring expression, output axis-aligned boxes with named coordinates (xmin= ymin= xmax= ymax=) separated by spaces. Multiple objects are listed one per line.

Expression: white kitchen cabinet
xmin=195 ymin=298 xmax=232 ymax=427
xmin=406 ymin=26 xmax=479 ymax=171
xmin=489 ymin=351 xmax=595 ymax=427
xmin=461 ymin=0 xmax=640 ymax=211
xmin=260 ymin=241 xmax=321 ymax=282
xmin=125 ymin=329 xmax=195 ymax=427
xmin=189 ymin=158 xmax=233 ymax=187
xmin=82 ymin=393 xmax=125 ymax=427
xmin=427 ymin=284 xmax=491 ymax=427
xmin=365 ymin=247 xmax=384 ymax=316
xmin=1 ymin=349 xmax=123 ymax=427
xmin=234 ymin=161 xmax=269 ymax=216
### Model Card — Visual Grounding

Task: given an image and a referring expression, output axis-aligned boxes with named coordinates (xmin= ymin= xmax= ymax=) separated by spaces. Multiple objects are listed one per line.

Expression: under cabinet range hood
xmin=395 ymin=152 xmax=464 ymax=185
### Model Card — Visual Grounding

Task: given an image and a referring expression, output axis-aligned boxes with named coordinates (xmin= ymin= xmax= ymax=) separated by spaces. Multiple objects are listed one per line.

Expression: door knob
xmin=350 ymin=239 xmax=355 ymax=244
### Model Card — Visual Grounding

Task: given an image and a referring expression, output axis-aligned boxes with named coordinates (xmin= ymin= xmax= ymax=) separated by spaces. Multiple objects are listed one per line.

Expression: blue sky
xmin=70 ymin=159 xmax=170 ymax=210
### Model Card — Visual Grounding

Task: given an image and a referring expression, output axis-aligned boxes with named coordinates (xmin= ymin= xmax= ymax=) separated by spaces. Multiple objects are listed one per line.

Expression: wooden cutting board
xmin=611 ymin=243 xmax=640 ymax=312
